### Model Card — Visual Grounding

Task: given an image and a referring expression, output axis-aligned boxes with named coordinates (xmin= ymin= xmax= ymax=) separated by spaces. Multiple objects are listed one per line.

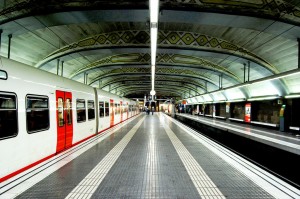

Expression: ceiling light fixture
xmin=150 ymin=26 xmax=158 ymax=66
xmin=149 ymin=0 xmax=159 ymax=98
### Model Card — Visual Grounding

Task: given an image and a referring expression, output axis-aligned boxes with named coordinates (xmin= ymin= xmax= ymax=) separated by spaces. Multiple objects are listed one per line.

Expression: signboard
xmin=244 ymin=103 xmax=251 ymax=123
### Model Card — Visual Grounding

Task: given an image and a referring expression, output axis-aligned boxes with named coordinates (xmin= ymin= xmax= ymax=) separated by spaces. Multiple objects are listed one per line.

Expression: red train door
xmin=56 ymin=90 xmax=73 ymax=153
xmin=110 ymin=99 xmax=114 ymax=127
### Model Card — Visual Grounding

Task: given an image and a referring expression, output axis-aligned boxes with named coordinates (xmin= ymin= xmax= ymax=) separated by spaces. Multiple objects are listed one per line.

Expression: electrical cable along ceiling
xmin=1 ymin=0 xmax=300 ymax=101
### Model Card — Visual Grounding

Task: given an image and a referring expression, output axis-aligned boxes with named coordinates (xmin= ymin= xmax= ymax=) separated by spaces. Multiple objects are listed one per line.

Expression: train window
xmin=76 ymin=99 xmax=86 ymax=122
xmin=58 ymin=98 xmax=64 ymax=127
xmin=26 ymin=95 xmax=49 ymax=133
xmin=117 ymin=104 xmax=120 ymax=114
xmin=0 ymin=93 xmax=18 ymax=139
xmin=99 ymin=101 xmax=104 ymax=118
xmin=88 ymin=100 xmax=95 ymax=120
xmin=114 ymin=103 xmax=118 ymax=115
xmin=110 ymin=102 xmax=113 ymax=115
xmin=105 ymin=102 xmax=109 ymax=117
xmin=0 ymin=70 xmax=8 ymax=80
xmin=66 ymin=98 xmax=72 ymax=125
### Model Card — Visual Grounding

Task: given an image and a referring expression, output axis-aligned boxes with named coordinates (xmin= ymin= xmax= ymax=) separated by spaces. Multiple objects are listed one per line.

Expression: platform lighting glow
xmin=269 ymin=71 xmax=300 ymax=80
xmin=226 ymin=98 xmax=246 ymax=103
xmin=284 ymin=94 xmax=300 ymax=99
xmin=247 ymin=95 xmax=279 ymax=101
xmin=150 ymin=0 xmax=159 ymax=23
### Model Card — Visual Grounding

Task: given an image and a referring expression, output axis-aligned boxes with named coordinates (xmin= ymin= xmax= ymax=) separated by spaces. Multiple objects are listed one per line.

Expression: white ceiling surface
xmin=0 ymin=3 xmax=300 ymax=99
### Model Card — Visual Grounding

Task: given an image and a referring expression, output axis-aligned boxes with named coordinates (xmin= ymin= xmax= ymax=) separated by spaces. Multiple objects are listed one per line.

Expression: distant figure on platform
xmin=151 ymin=107 xmax=154 ymax=115
xmin=146 ymin=107 xmax=150 ymax=115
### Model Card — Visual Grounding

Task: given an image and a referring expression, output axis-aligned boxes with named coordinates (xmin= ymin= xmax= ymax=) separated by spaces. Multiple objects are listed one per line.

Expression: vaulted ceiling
xmin=1 ymin=0 xmax=300 ymax=100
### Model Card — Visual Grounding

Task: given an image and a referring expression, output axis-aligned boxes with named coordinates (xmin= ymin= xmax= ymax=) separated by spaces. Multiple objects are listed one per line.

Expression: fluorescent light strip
xmin=150 ymin=0 xmax=159 ymax=95
xmin=150 ymin=0 xmax=159 ymax=23
xmin=151 ymin=27 xmax=158 ymax=66
xmin=151 ymin=65 xmax=155 ymax=91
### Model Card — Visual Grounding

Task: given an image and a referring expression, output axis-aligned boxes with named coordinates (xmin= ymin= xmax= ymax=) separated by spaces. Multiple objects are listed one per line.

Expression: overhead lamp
xmin=247 ymin=95 xmax=279 ymax=101
xmin=150 ymin=90 xmax=156 ymax=96
xmin=150 ymin=0 xmax=159 ymax=23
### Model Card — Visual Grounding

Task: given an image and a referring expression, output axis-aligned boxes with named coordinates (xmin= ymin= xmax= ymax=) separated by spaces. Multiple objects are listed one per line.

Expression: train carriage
xmin=0 ymin=57 xmax=139 ymax=182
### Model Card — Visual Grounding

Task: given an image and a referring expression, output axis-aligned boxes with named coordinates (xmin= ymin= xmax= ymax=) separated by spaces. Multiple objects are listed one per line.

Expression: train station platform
xmin=175 ymin=113 xmax=300 ymax=155
xmin=0 ymin=113 xmax=299 ymax=199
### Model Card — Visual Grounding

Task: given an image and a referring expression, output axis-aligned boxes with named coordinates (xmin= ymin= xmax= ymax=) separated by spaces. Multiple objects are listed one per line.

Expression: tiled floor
xmin=2 ymin=113 xmax=299 ymax=199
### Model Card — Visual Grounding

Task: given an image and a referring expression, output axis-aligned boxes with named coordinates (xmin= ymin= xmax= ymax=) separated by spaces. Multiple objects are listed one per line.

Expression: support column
xmin=85 ymin=73 xmax=88 ymax=85
xmin=205 ymin=81 xmax=207 ymax=93
xmin=0 ymin=30 xmax=3 ymax=53
xmin=298 ymin=38 xmax=300 ymax=69
xmin=61 ymin=61 xmax=64 ymax=77
xmin=84 ymin=72 xmax=86 ymax=84
xmin=56 ymin=59 xmax=60 ymax=75
xmin=243 ymin=63 xmax=246 ymax=82
xmin=7 ymin=34 xmax=12 ymax=59
xmin=221 ymin=74 xmax=223 ymax=89
xmin=248 ymin=61 xmax=250 ymax=81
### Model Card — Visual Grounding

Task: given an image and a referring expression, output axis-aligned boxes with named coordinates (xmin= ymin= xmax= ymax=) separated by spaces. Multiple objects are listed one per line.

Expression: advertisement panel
xmin=245 ymin=103 xmax=251 ymax=123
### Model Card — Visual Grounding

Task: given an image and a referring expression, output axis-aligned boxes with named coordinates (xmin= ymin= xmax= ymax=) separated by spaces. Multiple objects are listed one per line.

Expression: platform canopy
xmin=1 ymin=0 xmax=300 ymax=101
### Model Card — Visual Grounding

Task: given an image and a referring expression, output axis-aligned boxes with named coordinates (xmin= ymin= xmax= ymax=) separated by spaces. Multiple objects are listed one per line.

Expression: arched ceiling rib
xmin=99 ymin=77 xmax=206 ymax=92
xmin=36 ymin=30 xmax=278 ymax=74
xmin=110 ymin=81 xmax=201 ymax=96
xmin=87 ymin=68 xmax=221 ymax=88
xmin=69 ymin=53 xmax=241 ymax=83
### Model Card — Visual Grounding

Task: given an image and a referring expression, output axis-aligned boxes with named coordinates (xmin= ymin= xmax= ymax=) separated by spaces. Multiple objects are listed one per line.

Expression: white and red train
xmin=0 ymin=57 xmax=139 ymax=182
